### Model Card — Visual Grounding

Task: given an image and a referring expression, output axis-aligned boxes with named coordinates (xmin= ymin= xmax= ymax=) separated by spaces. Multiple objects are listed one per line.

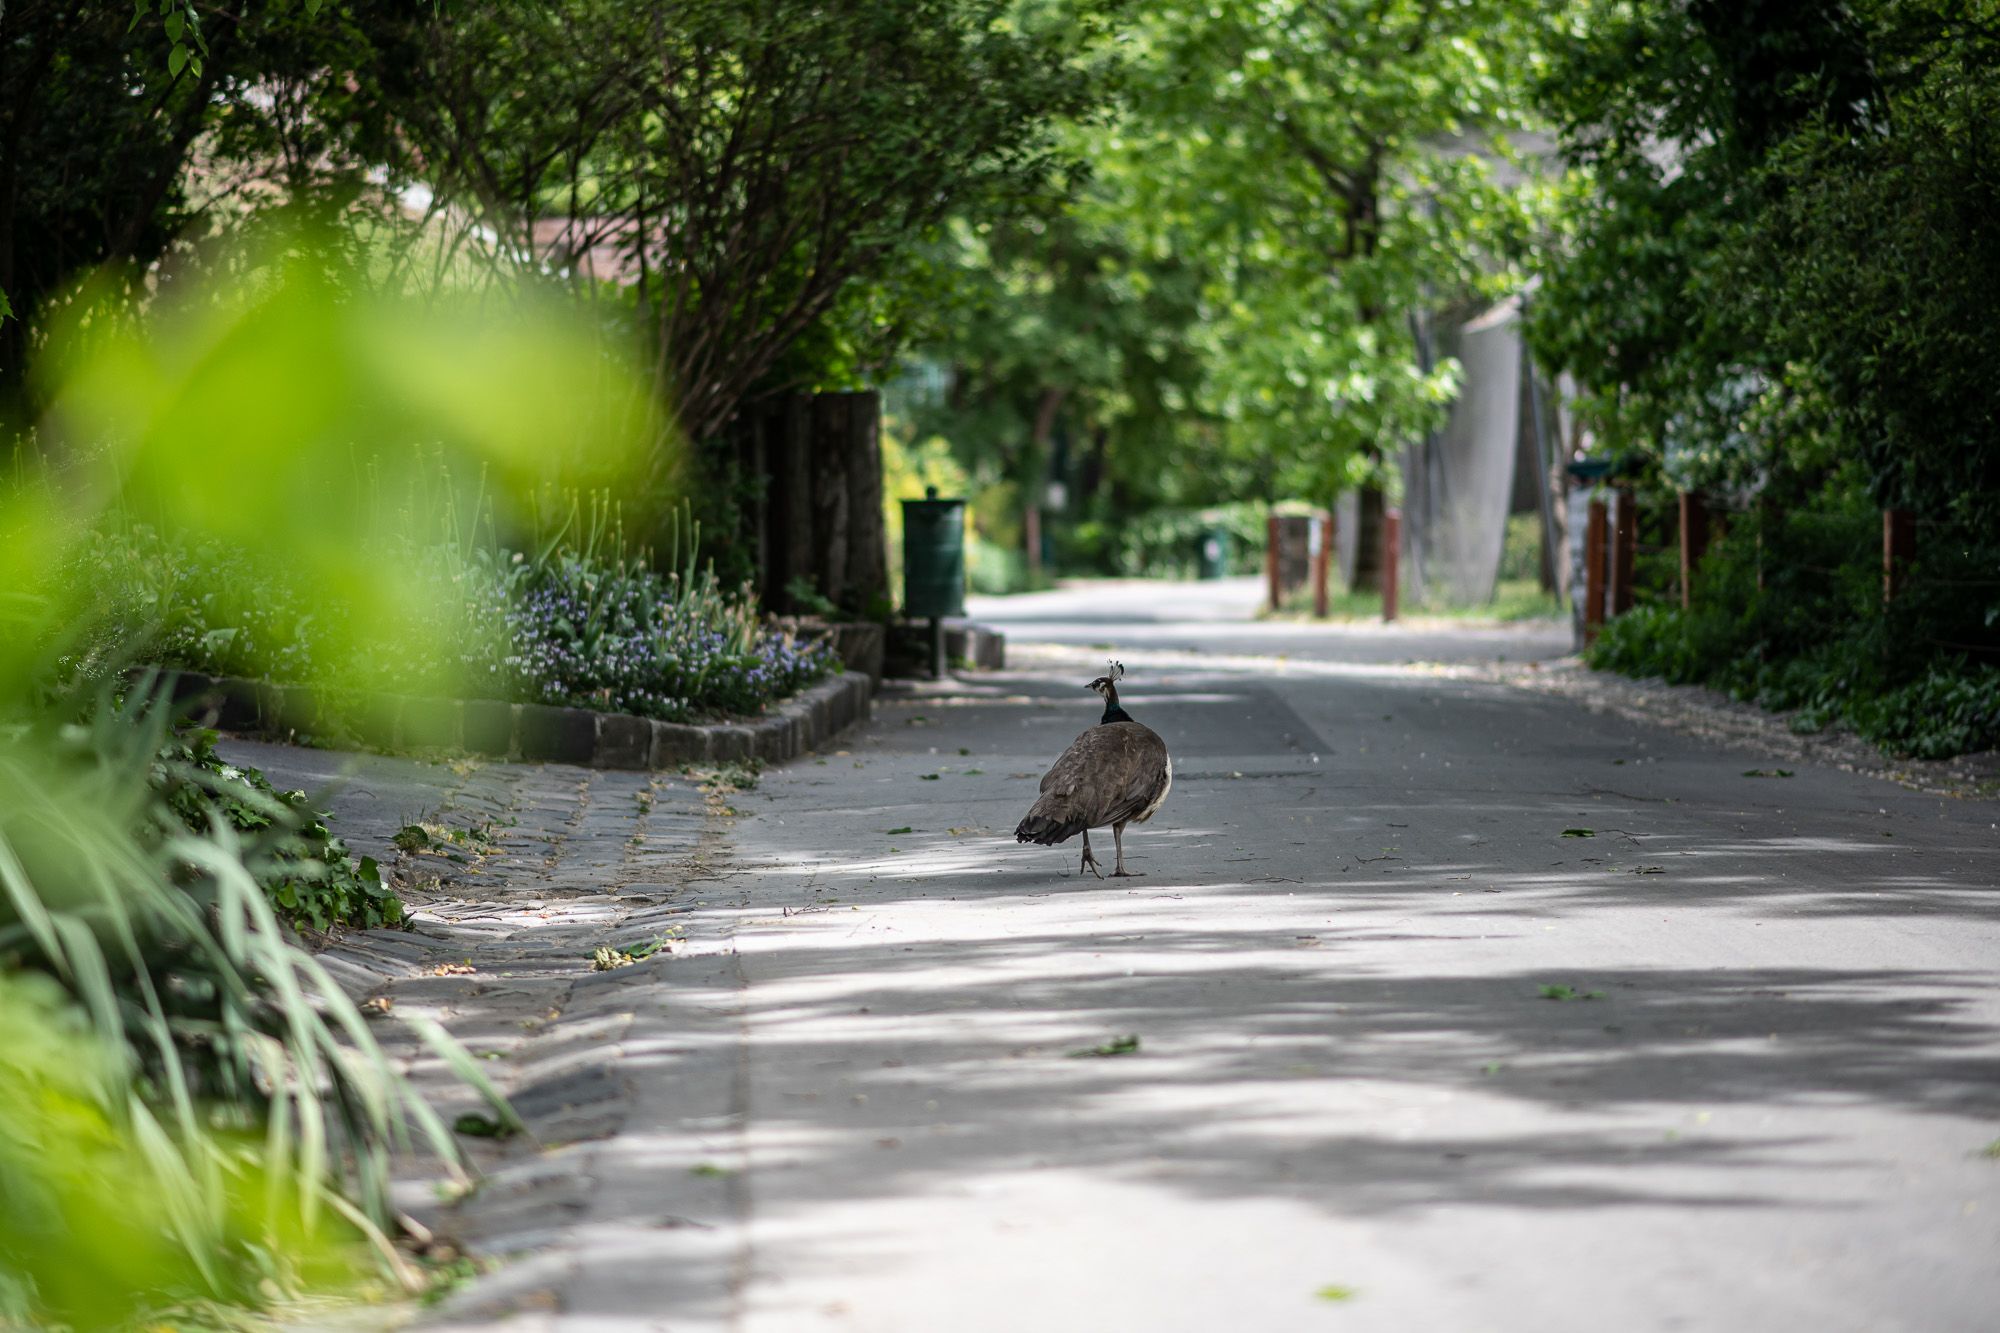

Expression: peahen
xmin=1014 ymin=661 xmax=1173 ymax=877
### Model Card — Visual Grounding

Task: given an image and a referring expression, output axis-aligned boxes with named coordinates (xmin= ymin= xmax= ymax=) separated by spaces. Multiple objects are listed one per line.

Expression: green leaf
xmin=1561 ymin=827 xmax=1594 ymax=838
xmin=1314 ymin=1285 xmax=1356 ymax=1303
xmin=453 ymin=1112 xmax=514 ymax=1139
xmin=164 ymin=9 xmax=183 ymax=41
xmin=168 ymin=42 xmax=187 ymax=77
xmin=1067 ymin=1034 xmax=1141 ymax=1058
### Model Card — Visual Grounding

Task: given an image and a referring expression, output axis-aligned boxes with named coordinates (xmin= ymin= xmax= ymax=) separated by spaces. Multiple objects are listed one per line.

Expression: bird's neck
xmin=1099 ymin=686 xmax=1132 ymax=726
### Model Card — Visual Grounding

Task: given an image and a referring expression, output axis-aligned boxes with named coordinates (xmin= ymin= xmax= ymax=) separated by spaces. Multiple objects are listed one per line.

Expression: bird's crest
xmin=1088 ymin=660 xmax=1125 ymax=697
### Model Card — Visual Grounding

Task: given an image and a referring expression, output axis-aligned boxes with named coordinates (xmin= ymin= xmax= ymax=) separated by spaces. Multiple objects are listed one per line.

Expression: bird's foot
xmin=1079 ymin=849 xmax=1104 ymax=879
xmin=1109 ymin=869 xmax=1141 ymax=878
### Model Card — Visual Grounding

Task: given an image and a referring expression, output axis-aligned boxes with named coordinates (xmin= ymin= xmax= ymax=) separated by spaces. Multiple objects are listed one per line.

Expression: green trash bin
xmin=1197 ymin=525 xmax=1231 ymax=580
xmin=901 ymin=487 xmax=966 ymax=677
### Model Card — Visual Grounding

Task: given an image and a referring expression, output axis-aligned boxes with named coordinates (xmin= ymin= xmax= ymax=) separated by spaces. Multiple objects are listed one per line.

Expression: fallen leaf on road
xmin=1539 ymin=984 xmax=1604 ymax=1001
xmin=1314 ymin=1285 xmax=1357 ymax=1302
xmin=1067 ymin=1034 xmax=1141 ymax=1059
xmin=1742 ymin=768 xmax=1794 ymax=778
xmin=1561 ymin=828 xmax=1595 ymax=838
xmin=886 ymin=826 xmax=913 ymax=835
xmin=453 ymin=1113 xmax=514 ymax=1139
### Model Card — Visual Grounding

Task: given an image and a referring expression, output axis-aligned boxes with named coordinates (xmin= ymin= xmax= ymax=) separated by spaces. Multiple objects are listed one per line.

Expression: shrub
xmin=1101 ymin=502 xmax=1270 ymax=579
xmin=1586 ymin=493 xmax=2000 ymax=759
xmin=66 ymin=522 xmax=838 ymax=725
xmin=154 ymin=728 xmax=404 ymax=932
xmin=0 ymin=687 xmax=515 ymax=1325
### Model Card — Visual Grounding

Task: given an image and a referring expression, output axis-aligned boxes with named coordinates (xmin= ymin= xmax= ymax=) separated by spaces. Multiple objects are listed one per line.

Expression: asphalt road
xmin=323 ymin=579 xmax=2000 ymax=1333
xmin=706 ymin=586 xmax=1998 ymax=1332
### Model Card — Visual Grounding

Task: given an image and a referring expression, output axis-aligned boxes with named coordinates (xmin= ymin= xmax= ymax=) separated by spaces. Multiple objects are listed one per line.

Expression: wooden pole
xmin=1611 ymin=488 xmax=1637 ymax=616
xmin=1382 ymin=508 xmax=1401 ymax=623
xmin=1583 ymin=496 xmax=1607 ymax=644
xmin=1883 ymin=508 xmax=1915 ymax=604
xmin=1023 ymin=502 xmax=1042 ymax=581
xmin=1311 ymin=509 xmax=1332 ymax=619
xmin=1678 ymin=490 xmax=1709 ymax=611
xmin=1265 ymin=510 xmax=1282 ymax=611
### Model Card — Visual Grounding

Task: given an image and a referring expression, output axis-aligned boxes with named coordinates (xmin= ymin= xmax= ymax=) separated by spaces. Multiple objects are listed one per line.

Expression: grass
xmin=1267 ymin=576 xmax=1562 ymax=623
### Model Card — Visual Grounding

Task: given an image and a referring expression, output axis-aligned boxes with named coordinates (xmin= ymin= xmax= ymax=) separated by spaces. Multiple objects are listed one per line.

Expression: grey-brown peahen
xmin=1013 ymin=662 xmax=1173 ymax=877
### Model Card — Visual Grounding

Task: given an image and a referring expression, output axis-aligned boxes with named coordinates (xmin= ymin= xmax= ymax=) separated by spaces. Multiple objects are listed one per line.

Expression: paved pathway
xmin=967 ymin=576 xmax=1573 ymax=664
xmin=235 ymin=586 xmax=2000 ymax=1332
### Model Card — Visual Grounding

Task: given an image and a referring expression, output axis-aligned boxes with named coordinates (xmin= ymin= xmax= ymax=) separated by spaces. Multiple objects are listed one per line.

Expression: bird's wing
xmin=1037 ymin=728 xmax=1103 ymax=796
xmin=1032 ymin=723 xmax=1166 ymax=822
xmin=1095 ymin=722 xmax=1171 ymax=826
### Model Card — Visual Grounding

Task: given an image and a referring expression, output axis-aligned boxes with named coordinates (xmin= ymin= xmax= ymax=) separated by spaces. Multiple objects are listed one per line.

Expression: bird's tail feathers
xmin=1014 ymin=813 xmax=1086 ymax=845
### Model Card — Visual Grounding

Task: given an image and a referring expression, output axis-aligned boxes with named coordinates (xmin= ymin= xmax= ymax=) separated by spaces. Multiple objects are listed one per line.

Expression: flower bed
xmin=68 ymin=525 xmax=840 ymax=725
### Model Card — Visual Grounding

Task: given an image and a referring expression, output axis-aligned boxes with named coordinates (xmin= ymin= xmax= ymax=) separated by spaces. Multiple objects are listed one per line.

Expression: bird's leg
xmin=1079 ymin=830 xmax=1104 ymax=879
xmin=1110 ymin=822 xmax=1141 ymax=877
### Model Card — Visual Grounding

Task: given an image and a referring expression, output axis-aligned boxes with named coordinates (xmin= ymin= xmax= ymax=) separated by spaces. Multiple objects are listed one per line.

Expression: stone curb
xmin=163 ymin=670 xmax=874 ymax=770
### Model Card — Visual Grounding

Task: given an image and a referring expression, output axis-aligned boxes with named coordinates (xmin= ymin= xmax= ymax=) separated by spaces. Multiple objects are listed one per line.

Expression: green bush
xmin=1586 ymin=494 xmax=2000 ymax=759
xmin=154 ymin=728 xmax=403 ymax=932
xmin=0 ymin=970 xmax=367 ymax=1329
xmin=67 ymin=516 xmax=837 ymax=725
xmin=1100 ymin=502 xmax=1269 ymax=579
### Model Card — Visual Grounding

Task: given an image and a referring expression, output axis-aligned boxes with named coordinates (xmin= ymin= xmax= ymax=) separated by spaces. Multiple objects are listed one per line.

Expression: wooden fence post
xmin=1610 ymin=488 xmax=1637 ymax=616
xmin=1382 ymin=508 xmax=1401 ymax=623
xmin=1883 ymin=508 xmax=1915 ymax=604
xmin=1312 ymin=509 xmax=1333 ymax=619
xmin=1583 ymin=496 xmax=1607 ymax=644
xmin=1265 ymin=510 xmax=1282 ymax=612
xmin=1678 ymin=491 xmax=1709 ymax=610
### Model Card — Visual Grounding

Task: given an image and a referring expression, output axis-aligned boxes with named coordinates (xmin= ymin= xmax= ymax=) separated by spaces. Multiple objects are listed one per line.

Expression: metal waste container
xmin=901 ymin=487 xmax=967 ymax=619
xmin=1197 ymin=525 xmax=1231 ymax=580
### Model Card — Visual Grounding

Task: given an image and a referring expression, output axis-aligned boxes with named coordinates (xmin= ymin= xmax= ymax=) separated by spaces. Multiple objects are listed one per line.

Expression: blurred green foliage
xmin=0 ymin=970 xmax=367 ymax=1329
xmin=0 ymin=235 xmax=629 ymax=1323
xmin=1536 ymin=0 xmax=2000 ymax=754
xmin=1587 ymin=489 xmax=2000 ymax=759
xmin=898 ymin=0 xmax=1556 ymax=560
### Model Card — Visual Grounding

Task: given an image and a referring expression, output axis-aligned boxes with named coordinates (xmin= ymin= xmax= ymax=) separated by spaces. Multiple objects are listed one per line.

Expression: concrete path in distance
xmin=242 ymin=579 xmax=1998 ymax=1332
xmin=967 ymin=576 xmax=1573 ymax=664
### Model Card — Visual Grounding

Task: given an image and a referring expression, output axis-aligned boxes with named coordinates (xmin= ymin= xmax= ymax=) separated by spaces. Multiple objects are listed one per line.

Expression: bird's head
xmin=1087 ymin=660 xmax=1125 ymax=698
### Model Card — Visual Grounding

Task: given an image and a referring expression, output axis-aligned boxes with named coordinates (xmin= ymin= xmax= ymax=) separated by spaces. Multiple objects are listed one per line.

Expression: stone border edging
xmin=167 ymin=670 xmax=874 ymax=770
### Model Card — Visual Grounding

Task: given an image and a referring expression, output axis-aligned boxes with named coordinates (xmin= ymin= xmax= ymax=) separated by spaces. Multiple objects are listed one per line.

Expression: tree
xmin=0 ymin=0 xmax=385 ymax=404
xmin=1529 ymin=0 xmax=2000 ymax=524
xmin=908 ymin=0 xmax=1554 ymax=562
xmin=370 ymin=0 xmax=1113 ymax=455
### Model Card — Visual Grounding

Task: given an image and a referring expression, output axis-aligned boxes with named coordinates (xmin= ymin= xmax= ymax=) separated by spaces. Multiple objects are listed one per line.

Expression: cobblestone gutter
xmin=217 ymin=736 xmax=771 ymax=1328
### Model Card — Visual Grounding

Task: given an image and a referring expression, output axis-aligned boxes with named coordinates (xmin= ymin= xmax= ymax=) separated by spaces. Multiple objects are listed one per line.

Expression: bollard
xmin=1265 ymin=510 xmax=1282 ymax=612
xmin=1583 ymin=497 xmax=1607 ymax=644
xmin=1312 ymin=510 xmax=1333 ymax=619
xmin=1883 ymin=508 xmax=1915 ymax=603
xmin=1382 ymin=508 xmax=1401 ymax=623
xmin=1611 ymin=488 xmax=1636 ymax=616
xmin=1678 ymin=490 xmax=1709 ymax=610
